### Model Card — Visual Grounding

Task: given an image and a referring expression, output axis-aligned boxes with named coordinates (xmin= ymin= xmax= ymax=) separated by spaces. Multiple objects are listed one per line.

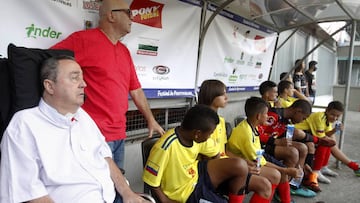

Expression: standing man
xmin=0 ymin=56 xmax=148 ymax=203
xmin=305 ymin=61 xmax=317 ymax=104
xmin=51 ymin=0 xmax=165 ymax=170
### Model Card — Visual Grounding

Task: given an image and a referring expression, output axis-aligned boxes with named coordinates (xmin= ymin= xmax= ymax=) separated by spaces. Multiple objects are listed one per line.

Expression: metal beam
xmin=276 ymin=27 xmax=299 ymax=52
xmin=195 ymin=0 xmax=234 ymax=96
xmin=334 ymin=0 xmax=355 ymax=21
xmin=337 ymin=20 xmax=357 ymax=168
xmin=281 ymin=21 xmax=351 ymax=81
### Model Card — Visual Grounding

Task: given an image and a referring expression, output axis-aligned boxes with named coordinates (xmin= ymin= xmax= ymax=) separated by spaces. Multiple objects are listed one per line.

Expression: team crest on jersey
xmin=267 ymin=115 xmax=276 ymax=125
xmin=188 ymin=167 xmax=196 ymax=178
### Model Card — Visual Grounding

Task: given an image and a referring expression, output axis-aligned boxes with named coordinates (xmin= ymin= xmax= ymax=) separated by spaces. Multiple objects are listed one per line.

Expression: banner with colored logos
xmin=0 ymin=0 xmax=99 ymax=55
xmin=197 ymin=3 xmax=277 ymax=92
xmin=0 ymin=0 xmax=277 ymax=98
xmin=0 ymin=0 xmax=200 ymax=98
xmin=123 ymin=0 xmax=201 ymax=98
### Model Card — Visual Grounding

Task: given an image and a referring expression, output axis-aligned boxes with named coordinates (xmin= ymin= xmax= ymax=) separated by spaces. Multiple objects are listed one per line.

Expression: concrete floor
xmin=290 ymin=110 xmax=360 ymax=203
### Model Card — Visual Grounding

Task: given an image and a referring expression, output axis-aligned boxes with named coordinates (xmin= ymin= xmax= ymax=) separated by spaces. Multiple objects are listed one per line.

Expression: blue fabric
xmin=186 ymin=161 xmax=227 ymax=203
xmin=107 ymin=139 xmax=125 ymax=170
xmin=113 ymin=191 xmax=123 ymax=203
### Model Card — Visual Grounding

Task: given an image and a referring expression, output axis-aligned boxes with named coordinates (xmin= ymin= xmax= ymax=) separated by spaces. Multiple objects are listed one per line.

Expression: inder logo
xmin=25 ymin=24 xmax=62 ymax=39
xmin=130 ymin=0 xmax=164 ymax=28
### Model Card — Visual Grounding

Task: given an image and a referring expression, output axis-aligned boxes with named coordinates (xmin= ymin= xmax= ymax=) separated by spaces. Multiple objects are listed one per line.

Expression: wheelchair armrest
xmin=138 ymin=193 xmax=156 ymax=203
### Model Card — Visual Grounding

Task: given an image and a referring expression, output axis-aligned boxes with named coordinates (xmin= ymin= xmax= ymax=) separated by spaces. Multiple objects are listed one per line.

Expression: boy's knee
xmin=287 ymin=147 xmax=299 ymax=161
xmin=254 ymin=177 xmax=272 ymax=199
xmin=268 ymin=168 xmax=281 ymax=184
xmin=233 ymin=158 xmax=248 ymax=173
xmin=297 ymin=142 xmax=308 ymax=153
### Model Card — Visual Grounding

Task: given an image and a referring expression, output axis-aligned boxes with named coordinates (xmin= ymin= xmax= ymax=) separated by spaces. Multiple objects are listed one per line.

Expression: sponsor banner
xmin=227 ymin=86 xmax=259 ymax=92
xmin=1 ymin=0 xmax=276 ymax=97
xmin=197 ymin=3 xmax=277 ymax=92
xmin=0 ymin=0 xmax=99 ymax=56
xmin=1 ymin=0 xmax=199 ymax=98
xmin=124 ymin=0 xmax=201 ymax=97
xmin=143 ymin=89 xmax=195 ymax=98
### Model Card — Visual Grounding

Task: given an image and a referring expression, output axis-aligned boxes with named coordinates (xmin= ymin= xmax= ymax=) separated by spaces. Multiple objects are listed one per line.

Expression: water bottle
xmin=286 ymin=124 xmax=295 ymax=140
xmin=289 ymin=168 xmax=304 ymax=189
xmin=335 ymin=121 xmax=341 ymax=135
xmin=256 ymin=149 xmax=264 ymax=169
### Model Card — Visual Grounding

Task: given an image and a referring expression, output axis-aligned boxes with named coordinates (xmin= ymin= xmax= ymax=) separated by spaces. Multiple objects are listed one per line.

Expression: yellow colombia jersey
xmin=227 ymin=119 xmax=266 ymax=166
xmin=295 ymin=111 xmax=332 ymax=138
xmin=209 ymin=116 xmax=228 ymax=158
xmin=278 ymin=96 xmax=298 ymax=108
xmin=268 ymin=101 xmax=275 ymax=108
xmin=142 ymin=128 xmax=218 ymax=202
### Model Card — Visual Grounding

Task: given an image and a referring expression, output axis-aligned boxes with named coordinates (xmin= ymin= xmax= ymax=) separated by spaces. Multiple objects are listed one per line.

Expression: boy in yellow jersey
xmin=259 ymin=100 xmax=317 ymax=197
xmin=278 ymin=80 xmax=310 ymax=108
xmin=295 ymin=101 xmax=360 ymax=192
xmin=259 ymin=80 xmax=281 ymax=108
xmin=143 ymin=105 xmax=249 ymax=203
xmin=198 ymin=80 xmax=274 ymax=202
xmin=228 ymin=97 xmax=302 ymax=203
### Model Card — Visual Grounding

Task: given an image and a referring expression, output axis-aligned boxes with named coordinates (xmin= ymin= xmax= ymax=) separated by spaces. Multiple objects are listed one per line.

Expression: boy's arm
xmin=325 ymin=122 xmax=343 ymax=137
xmin=293 ymin=89 xmax=310 ymax=102
xmin=264 ymin=162 xmax=302 ymax=178
xmin=105 ymin=158 xmax=146 ymax=203
xmin=151 ymin=186 xmax=178 ymax=203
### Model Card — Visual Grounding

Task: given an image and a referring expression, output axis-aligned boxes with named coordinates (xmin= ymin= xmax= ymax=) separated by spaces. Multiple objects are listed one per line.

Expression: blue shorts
xmin=263 ymin=152 xmax=286 ymax=167
xmin=186 ymin=161 xmax=227 ymax=203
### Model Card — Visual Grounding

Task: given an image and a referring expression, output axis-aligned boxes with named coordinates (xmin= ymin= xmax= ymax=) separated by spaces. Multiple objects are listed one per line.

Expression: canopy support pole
xmin=337 ymin=20 xmax=356 ymax=168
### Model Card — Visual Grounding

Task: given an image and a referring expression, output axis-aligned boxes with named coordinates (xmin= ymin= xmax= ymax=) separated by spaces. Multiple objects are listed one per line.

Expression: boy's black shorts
xmin=186 ymin=160 xmax=227 ymax=203
xmin=263 ymin=151 xmax=286 ymax=167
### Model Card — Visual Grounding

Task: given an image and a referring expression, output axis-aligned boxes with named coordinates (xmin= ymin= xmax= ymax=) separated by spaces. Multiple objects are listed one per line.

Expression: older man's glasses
xmin=111 ymin=9 xmax=132 ymax=17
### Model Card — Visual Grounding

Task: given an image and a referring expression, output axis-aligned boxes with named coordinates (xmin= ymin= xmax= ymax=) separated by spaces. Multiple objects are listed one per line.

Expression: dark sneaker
xmin=273 ymin=192 xmax=296 ymax=203
xmin=354 ymin=169 xmax=360 ymax=177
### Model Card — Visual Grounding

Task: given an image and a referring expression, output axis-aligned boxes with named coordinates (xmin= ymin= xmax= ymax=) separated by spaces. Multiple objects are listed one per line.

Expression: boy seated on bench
xmin=143 ymin=105 xmax=249 ymax=203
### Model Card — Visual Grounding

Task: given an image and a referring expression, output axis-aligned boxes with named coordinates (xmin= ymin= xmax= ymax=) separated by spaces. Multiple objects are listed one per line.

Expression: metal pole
xmin=276 ymin=27 xmax=299 ymax=52
xmin=337 ymin=20 xmax=356 ymax=168
xmin=195 ymin=0 xmax=234 ymax=100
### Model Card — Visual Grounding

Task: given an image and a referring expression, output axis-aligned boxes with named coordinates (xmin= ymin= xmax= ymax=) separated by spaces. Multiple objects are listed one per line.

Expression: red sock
xmin=314 ymin=146 xmax=331 ymax=170
xmin=277 ymin=182 xmax=291 ymax=203
xmin=228 ymin=193 xmax=245 ymax=203
xmin=348 ymin=161 xmax=359 ymax=171
xmin=269 ymin=184 xmax=278 ymax=202
xmin=249 ymin=192 xmax=271 ymax=203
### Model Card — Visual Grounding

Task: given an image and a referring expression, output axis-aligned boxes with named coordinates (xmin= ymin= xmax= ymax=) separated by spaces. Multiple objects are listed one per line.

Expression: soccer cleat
xmin=317 ymin=171 xmax=331 ymax=184
xmin=321 ymin=166 xmax=339 ymax=177
xmin=303 ymin=172 xmax=321 ymax=192
xmin=290 ymin=187 xmax=317 ymax=197
xmin=273 ymin=192 xmax=296 ymax=203
xmin=354 ymin=169 xmax=360 ymax=177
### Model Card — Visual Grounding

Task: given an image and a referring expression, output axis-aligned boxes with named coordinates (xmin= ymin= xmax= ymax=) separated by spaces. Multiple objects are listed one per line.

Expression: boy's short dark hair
xmin=290 ymin=99 xmax=312 ymax=115
xmin=259 ymin=80 xmax=277 ymax=96
xmin=181 ymin=104 xmax=219 ymax=132
xmin=327 ymin=101 xmax=344 ymax=112
xmin=278 ymin=80 xmax=293 ymax=94
xmin=245 ymin=97 xmax=268 ymax=118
